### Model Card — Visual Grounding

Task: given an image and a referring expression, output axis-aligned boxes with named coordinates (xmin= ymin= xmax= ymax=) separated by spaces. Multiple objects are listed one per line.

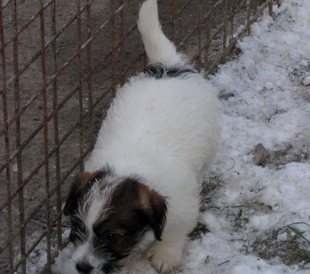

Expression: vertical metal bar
xmin=141 ymin=0 xmax=147 ymax=68
xmin=268 ymin=0 xmax=273 ymax=17
xmin=39 ymin=0 xmax=52 ymax=272
xmin=76 ymin=0 xmax=84 ymax=172
xmin=246 ymin=0 xmax=251 ymax=30
xmin=223 ymin=0 xmax=228 ymax=53
xmin=230 ymin=0 xmax=234 ymax=41
xmin=119 ymin=0 xmax=125 ymax=84
xmin=12 ymin=0 xmax=26 ymax=273
xmin=111 ymin=0 xmax=116 ymax=97
xmin=171 ymin=0 xmax=175 ymax=41
xmin=254 ymin=0 xmax=258 ymax=15
xmin=86 ymin=0 xmax=94 ymax=142
xmin=179 ymin=0 xmax=184 ymax=41
xmin=197 ymin=0 xmax=202 ymax=70
xmin=51 ymin=0 xmax=62 ymax=249
xmin=204 ymin=0 xmax=211 ymax=72
xmin=0 ymin=1 xmax=14 ymax=272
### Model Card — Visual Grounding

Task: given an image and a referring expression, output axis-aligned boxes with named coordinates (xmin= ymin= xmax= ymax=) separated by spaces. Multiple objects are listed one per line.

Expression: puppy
xmin=64 ymin=0 xmax=222 ymax=273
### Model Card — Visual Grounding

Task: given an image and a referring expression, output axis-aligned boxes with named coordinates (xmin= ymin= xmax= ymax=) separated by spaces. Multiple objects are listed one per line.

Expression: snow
xmin=303 ymin=76 xmax=310 ymax=86
xmin=51 ymin=0 xmax=310 ymax=273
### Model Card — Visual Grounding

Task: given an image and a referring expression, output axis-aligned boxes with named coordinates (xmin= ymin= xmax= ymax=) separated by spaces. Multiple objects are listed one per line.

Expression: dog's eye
xmin=106 ymin=232 xmax=120 ymax=244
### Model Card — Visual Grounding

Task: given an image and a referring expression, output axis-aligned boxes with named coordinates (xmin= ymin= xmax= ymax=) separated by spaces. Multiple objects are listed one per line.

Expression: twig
xmin=218 ymin=260 xmax=230 ymax=266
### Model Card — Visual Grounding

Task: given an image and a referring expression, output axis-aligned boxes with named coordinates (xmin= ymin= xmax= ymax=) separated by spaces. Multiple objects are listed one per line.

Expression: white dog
xmin=64 ymin=0 xmax=222 ymax=273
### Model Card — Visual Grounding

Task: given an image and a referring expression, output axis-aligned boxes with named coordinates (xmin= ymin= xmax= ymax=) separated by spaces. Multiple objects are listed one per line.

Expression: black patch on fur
xmin=69 ymin=215 xmax=87 ymax=244
xmin=144 ymin=63 xmax=197 ymax=79
xmin=64 ymin=169 xmax=107 ymax=216
xmin=76 ymin=261 xmax=93 ymax=273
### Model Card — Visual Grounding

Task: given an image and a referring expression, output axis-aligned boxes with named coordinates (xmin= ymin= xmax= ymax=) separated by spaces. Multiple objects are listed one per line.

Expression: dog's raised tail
xmin=138 ymin=0 xmax=185 ymax=68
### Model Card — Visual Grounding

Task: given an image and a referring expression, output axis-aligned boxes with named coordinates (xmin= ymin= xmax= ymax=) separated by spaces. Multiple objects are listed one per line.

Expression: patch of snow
xmin=303 ymin=75 xmax=310 ymax=86
xmin=277 ymin=232 xmax=288 ymax=242
xmin=264 ymin=82 xmax=274 ymax=90
xmin=256 ymin=186 xmax=282 ymax=210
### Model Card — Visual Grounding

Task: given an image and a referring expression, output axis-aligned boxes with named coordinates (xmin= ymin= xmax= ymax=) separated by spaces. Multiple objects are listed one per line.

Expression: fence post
xmin=268 ymin=0 xmax=273 ymax=17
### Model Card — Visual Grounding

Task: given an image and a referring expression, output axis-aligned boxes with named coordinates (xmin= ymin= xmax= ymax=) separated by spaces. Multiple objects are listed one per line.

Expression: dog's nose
xmin=76 ymin=261 xmax=94 ymax=274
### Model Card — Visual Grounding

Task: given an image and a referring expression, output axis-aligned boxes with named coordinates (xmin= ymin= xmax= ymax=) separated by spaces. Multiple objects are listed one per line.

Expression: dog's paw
xmin=146 ymin=242 xmax=182 ymax=273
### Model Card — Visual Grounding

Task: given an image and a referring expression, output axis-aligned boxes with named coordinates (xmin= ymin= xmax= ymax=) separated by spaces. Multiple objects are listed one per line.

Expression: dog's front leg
xmin=146 ymin=208 xmax=198 ymax=273
xmin=146 ymin=224 xmax=186 ymax=273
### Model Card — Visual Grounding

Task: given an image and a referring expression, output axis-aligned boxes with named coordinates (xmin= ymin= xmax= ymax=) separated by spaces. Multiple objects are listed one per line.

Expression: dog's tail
xmin=138 ymin=0 xmax=185 ymax=68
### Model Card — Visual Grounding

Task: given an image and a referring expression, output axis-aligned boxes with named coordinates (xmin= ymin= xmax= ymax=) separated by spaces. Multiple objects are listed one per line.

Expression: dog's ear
xmin=64 ymin=170 xmax=106 ymax=216
xmin=138 ymin=184 xmax=167 ymax=241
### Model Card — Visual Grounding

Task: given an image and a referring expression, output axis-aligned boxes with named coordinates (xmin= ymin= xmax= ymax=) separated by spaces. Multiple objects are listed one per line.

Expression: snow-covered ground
xmin=53 ymin=0 xmax=310 ymax=273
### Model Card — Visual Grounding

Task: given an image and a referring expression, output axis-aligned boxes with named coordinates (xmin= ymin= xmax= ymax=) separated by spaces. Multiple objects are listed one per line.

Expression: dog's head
xmin=64 ymin=170 xmax=167 ymax=274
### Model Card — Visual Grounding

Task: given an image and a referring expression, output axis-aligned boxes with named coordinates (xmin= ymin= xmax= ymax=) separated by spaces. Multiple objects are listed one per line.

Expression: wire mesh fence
xmin=0 ymin=0 xmax=276 ymax=273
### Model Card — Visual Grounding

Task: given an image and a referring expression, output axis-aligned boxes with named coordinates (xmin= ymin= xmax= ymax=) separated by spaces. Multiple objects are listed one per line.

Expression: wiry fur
xmin=64 ymin=0 xmax=222 ymax=273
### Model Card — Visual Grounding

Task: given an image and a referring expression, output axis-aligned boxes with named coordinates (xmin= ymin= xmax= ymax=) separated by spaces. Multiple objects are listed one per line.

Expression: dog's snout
xmin=76 ymin=261 xmax=93 ymax=274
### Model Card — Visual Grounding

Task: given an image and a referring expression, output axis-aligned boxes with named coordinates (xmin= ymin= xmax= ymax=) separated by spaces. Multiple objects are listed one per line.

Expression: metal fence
xmin=0 ymin=0 xmax=276 ymax=273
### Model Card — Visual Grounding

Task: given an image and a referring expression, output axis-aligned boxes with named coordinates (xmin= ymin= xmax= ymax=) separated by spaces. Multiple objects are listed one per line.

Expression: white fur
xmin=83 ymin=0 xmax=222 ymax=272
xmin=70 ymin=183 xmax=115 ymax=273
xmin=137 ymin=0 xmax=185 ymax=67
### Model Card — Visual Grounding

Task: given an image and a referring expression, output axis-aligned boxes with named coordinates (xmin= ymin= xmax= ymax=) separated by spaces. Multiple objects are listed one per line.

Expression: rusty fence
xmin=0 ymin=0 xmax=276 ymax=273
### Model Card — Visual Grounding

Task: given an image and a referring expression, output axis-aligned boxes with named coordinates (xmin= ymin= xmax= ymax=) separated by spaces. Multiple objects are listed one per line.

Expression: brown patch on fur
xmin=138 ymin=183 xmax=167 ymax=240
xmin=92 ymin=178 xmax=167 ymax=259
xmin=64 ymin=172 xmax=167 ymax=262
